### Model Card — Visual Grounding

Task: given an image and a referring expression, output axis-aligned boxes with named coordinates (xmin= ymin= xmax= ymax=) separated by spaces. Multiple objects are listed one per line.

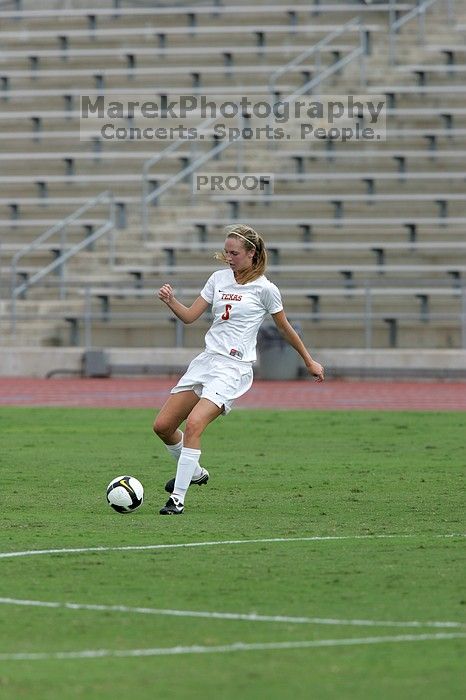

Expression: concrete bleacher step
xmin=211 ymin=201 xmax=466 ymax=220
xmin=134 ymin=226 xmax=466 ymax=246
xmin=32 ymin=318 xmax=463 ymax=351
xmin=1 ymin=62 xmax=325 ymax=91
xmin=2 ymin=2 xmax=465 ymax=350
xmin=66 ymin=291 xmax=461 ymax=317
xmin=2 ymin=318 xmax=457 ymax=351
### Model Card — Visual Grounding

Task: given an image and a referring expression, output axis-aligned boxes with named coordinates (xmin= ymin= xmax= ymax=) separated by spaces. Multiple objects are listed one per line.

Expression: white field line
xmin=0 ymin=597 xmax=464 ymax=631
xmin=1 ymin=633 xmax=465 ymax=662
xmin=0 ymin=533 xmax=464 ymax=561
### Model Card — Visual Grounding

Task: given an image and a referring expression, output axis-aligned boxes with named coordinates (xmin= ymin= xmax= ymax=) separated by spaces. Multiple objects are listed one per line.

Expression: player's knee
xmin=153 ymin=415 xmax=173 ymax=440
xmin=184 ymin=414 xmax=205 ymax=440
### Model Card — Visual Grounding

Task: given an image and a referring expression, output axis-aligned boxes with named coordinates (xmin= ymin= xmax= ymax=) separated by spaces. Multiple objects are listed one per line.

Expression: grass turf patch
xmin=0 ymin=407 xmax=464 ymax=699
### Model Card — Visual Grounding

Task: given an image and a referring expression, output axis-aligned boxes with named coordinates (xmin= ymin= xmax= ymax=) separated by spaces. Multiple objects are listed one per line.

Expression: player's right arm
xmin=157 ymin=284 xmax=209 ymax=324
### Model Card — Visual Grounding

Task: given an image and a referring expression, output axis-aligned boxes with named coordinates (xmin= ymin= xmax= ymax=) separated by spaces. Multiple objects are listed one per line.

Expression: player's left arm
xmin=271 ymin=310 xmax=324 ymax=382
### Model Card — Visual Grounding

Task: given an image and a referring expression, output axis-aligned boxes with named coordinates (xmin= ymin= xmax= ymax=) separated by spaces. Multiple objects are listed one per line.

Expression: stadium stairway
xmin=1 ymin=0 xmax=465 ymax=354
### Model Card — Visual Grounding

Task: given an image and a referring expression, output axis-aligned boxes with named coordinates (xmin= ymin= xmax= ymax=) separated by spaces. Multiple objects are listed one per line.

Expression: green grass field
xmin=1 ymin=407 xmax=465 ymax=700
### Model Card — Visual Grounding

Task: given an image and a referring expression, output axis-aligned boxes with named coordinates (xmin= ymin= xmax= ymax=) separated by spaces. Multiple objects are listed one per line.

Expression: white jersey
xmin=200 ymin=268 xmax=283 ymax=363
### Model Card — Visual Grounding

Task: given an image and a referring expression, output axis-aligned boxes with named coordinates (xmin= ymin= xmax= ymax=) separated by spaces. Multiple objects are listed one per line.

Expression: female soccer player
xmin=154 ymin=224 xmax=324 ymax=514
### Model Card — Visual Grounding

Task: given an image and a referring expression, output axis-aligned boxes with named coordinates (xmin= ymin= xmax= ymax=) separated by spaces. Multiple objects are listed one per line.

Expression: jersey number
xmin=221 ymin=304 xmax=232 ymax=320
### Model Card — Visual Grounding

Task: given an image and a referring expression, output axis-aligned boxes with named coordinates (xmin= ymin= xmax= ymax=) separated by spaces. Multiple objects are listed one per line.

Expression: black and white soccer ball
xmin=106 ymin=475 xmax=144 ymax=514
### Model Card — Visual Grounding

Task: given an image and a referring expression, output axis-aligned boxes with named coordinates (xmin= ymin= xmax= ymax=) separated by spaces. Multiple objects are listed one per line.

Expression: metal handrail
xmin=283 ymin=28 xmax=369 ymax=107
xmin=4 ymin=280 xmax=464 ymax=349
xmin=285 ymin=45 xmax=367 ymax=106
xmin=5 ymin=306 xmax=463 ymax=350
xmin=141 ymin=113 xmax=246 ymax=239
xmin=389 ymin=0 xmax=455 ymax=65
xmin=141 ymin=19 xmax=369 ymax=239
xmin=0 ymin=3 xmax=423 ymax=19
xmin=141 ymin=114 xmax=219 ymax=238
xmin=268 ymin=18 xmax=367 ymax=98
xmin=10 ymin=191 xmax=115 ymax=333
xmin=1 ymin=0 xmax=216 ymax=11
xmin=74 ymin=307 xmax=463 ymax=350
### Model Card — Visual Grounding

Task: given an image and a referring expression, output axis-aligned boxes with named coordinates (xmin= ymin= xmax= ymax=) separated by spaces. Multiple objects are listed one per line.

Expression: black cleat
xmin=159 ymin=496 xmax=184 ymax=515
xmin=164 ymin=467 xmax=209 ymax=494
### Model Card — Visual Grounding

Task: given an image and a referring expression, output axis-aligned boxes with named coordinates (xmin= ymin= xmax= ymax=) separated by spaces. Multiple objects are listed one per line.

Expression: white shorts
xmin=171 ymin=350 xmax=253 ymax=414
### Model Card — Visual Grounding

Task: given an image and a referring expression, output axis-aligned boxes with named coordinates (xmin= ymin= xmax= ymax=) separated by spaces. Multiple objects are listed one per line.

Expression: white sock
xmin=164 ymin=432 xmax=202 ymax=478
xmin=173 ymin=447 xmax=201 ymax=503
xmin=165 ymin=432 xmax=183 ymax=463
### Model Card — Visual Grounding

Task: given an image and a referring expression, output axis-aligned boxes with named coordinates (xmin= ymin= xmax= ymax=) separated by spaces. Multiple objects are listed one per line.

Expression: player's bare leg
xmin=154 ymin=391 xmax=210 ymax=497
xmin=160 ymin=398 xmax=223 ymax=515
xmin=153 ymin=390 xmax=200 ymax=445
xmin=183 ymin=397 xmax=224 ymax=450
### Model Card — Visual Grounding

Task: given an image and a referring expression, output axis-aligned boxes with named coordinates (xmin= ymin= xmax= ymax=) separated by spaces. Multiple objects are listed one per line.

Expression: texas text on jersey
xmin=200 ymin=268 xmax=283 ymax=363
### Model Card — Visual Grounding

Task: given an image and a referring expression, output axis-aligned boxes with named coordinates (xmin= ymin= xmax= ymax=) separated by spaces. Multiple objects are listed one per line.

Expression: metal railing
xmin=0 ymin=0 xmax=218 ymax=9
xmin=10 ymin=191 xmax=116 ymax=333
xmin=388 ymin=0 xmax=456 ymax=65
xmin=141 ymin=113 xmax=247 ymax=240
xmin=117 ymin=0 xmax=221 ymax=7
xmin=268 ymin=18 xmax=369 ymax=100
xmin=141 ymin=19 xmax=370 ymax=239
xmin=281 ymin=20 xmax=370 ymax=105
xmin=6 ymin=282 xmax=464 ymax=350
xmin=81 ymin=287 xmax=187 ymax=349
xmin=6 ymin=18 xmax=371 ymax=341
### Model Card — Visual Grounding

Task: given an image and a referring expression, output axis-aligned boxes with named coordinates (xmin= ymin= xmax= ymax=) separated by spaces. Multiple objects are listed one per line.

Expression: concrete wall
xmin=0 ymin=347 xmax=465 ymax=378
xmin=318 ymin=349 xmax=466 ymax=379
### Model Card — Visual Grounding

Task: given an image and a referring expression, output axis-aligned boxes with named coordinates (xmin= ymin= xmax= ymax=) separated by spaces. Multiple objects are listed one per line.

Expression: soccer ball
xmin=106 ymin=475 xmax=144 ymax=514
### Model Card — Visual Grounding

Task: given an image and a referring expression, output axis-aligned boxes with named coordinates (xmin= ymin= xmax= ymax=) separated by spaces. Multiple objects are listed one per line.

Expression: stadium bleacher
xmin=1 ymin=0 xmax=465 ymax=359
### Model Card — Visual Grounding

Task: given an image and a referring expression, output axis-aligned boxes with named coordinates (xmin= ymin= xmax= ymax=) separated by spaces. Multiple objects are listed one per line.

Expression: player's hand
xmin=308 ymin=360 xmax=324 ymax=382
xmin=157 ymin=284 xmax=174 ymax=304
